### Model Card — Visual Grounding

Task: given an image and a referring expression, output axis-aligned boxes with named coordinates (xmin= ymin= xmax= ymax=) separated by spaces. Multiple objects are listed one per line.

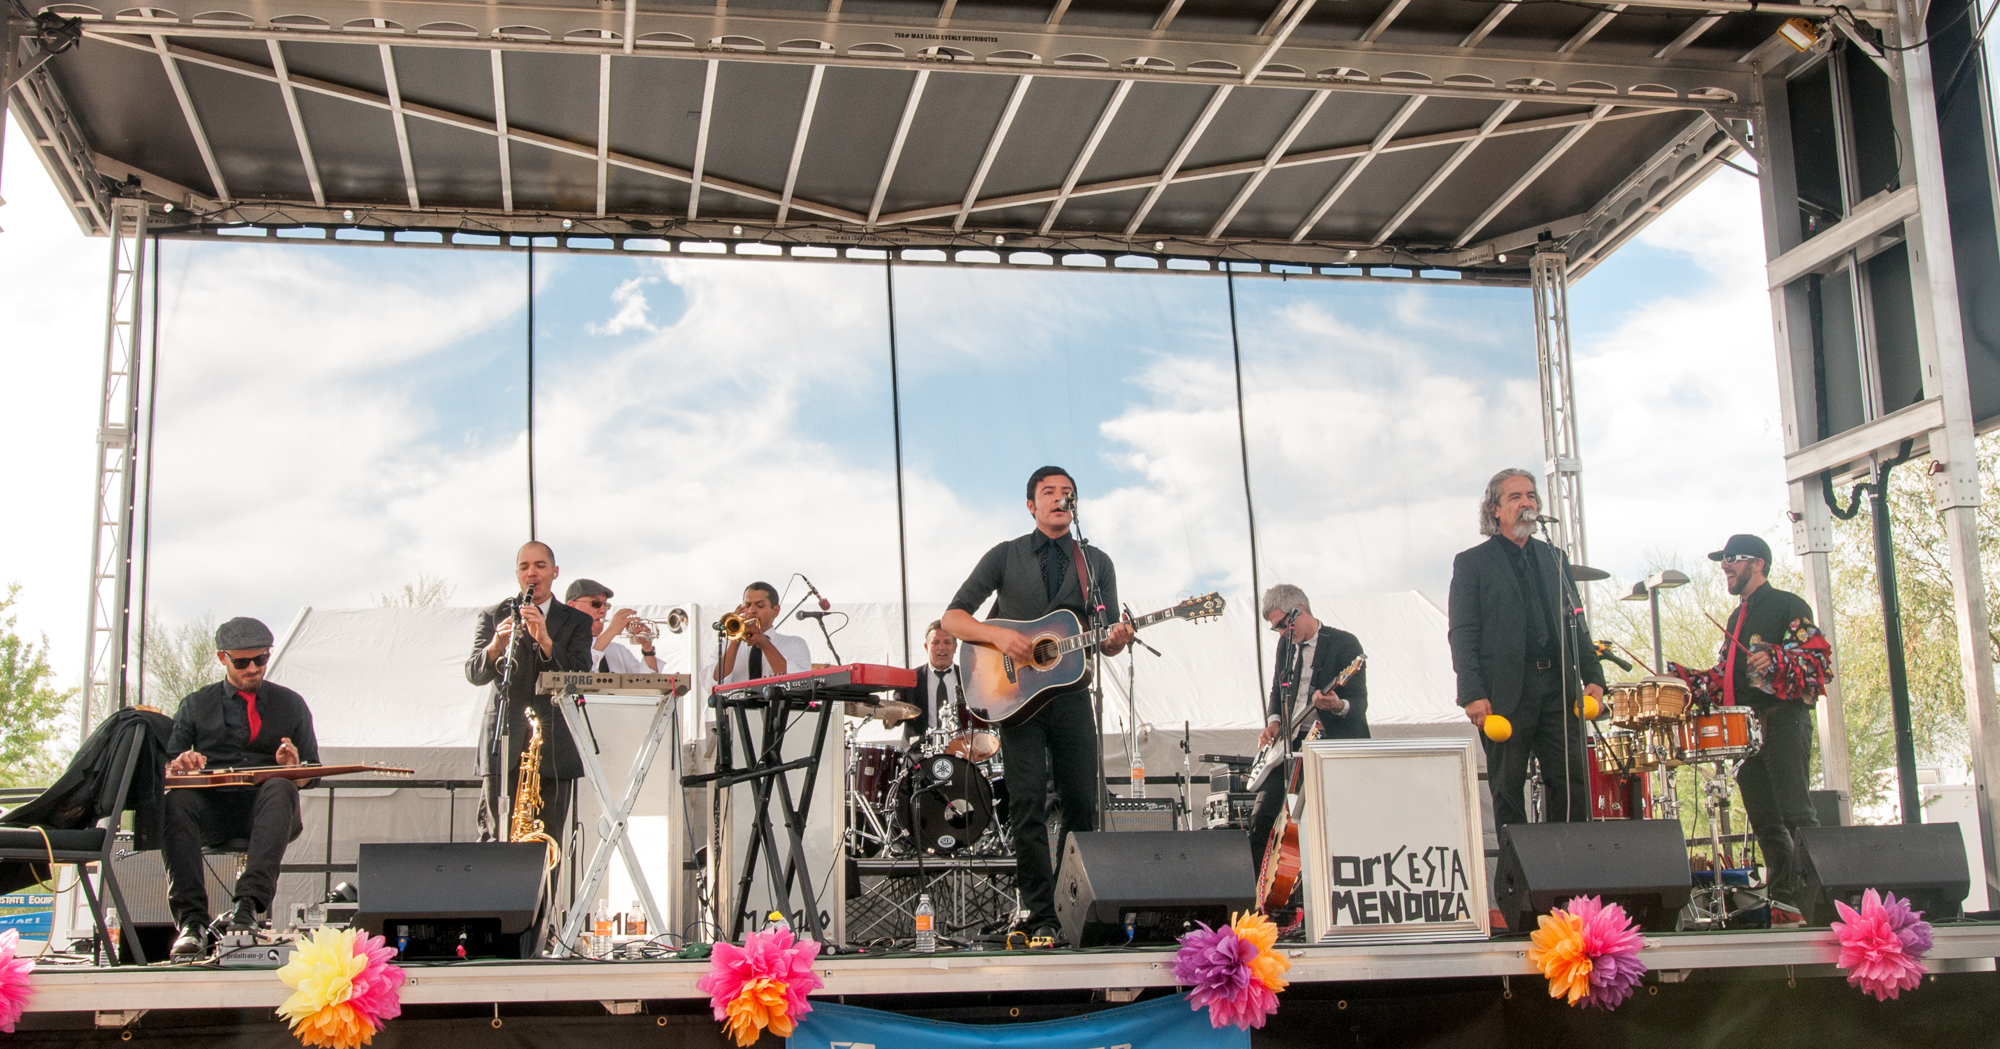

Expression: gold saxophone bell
xmin=718 ymin=612 xmax=751 ymax=640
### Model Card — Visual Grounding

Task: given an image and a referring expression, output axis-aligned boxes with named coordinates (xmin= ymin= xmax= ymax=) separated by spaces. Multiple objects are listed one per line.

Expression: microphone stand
xmin=1066 ymin=497 xmax=1114 ymax=823
xmin=797 ymin=612 xmax=844 ymax=665
xmin=1121 ymin=603 xmax=1162 ymax=802
xmin=1540 ymin=516 xmax=1586 ymax=825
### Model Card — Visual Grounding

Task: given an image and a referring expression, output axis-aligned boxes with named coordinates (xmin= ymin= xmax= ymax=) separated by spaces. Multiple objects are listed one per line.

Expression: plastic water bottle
xmin=1130 ymin=751 xmax=1146 ymax=798
xmin=626 ymin=900 xmax=647 ymax=938
xmin=592 ymin=900 xmax=614 ymax=959
xmin=913 ymin=894 xmax=936 ymax=953
xmin=103 ymin=907 xmax=121 ymax=965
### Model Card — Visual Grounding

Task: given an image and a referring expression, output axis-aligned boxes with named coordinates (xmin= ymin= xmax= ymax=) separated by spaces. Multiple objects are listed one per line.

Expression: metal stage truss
xmin=846 ymin=856 xmax=1020 ymax=945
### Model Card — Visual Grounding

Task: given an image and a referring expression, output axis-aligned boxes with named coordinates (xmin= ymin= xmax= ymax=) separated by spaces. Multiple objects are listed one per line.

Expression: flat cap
xmin=565 ymin=579 xmax=613 ymax=602
xmin=215 ymin=616 xmax=274 ymax=651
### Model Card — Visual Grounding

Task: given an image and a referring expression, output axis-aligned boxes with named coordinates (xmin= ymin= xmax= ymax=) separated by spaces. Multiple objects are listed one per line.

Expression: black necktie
xmin=748 ymin=645 xmax=764 ymax=679
xmin=935 ymin=673 xmax=948 ymax=727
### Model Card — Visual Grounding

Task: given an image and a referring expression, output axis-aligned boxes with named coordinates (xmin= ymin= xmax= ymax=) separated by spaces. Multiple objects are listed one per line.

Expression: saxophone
xmin=510 ymin=708 xmax=561 ymax=871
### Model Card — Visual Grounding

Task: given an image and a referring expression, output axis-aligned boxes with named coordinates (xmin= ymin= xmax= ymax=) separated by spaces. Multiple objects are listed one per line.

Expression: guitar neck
xmin=1061 ymin=607 xmax=1176 ymax=655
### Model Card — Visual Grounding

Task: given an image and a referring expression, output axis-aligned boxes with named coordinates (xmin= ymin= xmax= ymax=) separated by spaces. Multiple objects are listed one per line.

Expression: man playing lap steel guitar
xmin=942 ymin=466 xmax=1134 ymax=948
xmin=163 ymin=616 xmax=320 ymax=961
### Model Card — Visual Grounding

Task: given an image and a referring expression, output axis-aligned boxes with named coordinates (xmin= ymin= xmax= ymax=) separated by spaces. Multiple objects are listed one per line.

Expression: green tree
xmin=377 ymin=573 xmax=454 ymax=608
xmin=137 ymin=611 xmax=219 ymax=716
xmin=0 ymin=584 xmax=79 ymax=787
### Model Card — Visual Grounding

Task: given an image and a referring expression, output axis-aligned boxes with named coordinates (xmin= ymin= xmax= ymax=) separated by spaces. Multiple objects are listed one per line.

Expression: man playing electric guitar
xmin=1249 ymin=585 xmax=1368 ymax=876
xmin=942 ymin=466 xmax=1133 ymax=947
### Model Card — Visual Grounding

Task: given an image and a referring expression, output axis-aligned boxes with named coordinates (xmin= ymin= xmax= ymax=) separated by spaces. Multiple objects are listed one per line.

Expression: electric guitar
xmin=1244 ymin=655 xmax=1365 ymax=793
xmin=959 ymin=593 xmax=1226 ymax=725
xmin=166 ymin=763 xmax=414 ymax=790
xmin=1254 ymin=655 xmax=1364 ymax=912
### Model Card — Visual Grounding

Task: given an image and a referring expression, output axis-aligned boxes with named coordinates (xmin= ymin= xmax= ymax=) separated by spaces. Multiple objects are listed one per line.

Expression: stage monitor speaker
xmin=354 ymin=843 xmax=548 ymax=959
xmin=1799 ymin=823 xmax=1969 ymax=925
xmin=1494 ymin=820 xmax=1691 ymax=933
xmin=1054 ymin=830 xmax=1255 ymax=947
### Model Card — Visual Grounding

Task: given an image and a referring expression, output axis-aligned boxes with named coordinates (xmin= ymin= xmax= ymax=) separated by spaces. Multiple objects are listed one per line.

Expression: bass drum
xmin=901 ymin=754 xmax=994 ymax=855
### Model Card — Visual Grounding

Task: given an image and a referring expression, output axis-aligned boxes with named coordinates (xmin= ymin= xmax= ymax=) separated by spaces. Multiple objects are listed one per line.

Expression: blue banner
xmin=0 ymin=893 xmax=54 ymax=941
xmin=788 ymin=992 xmax=1247 ymax=1049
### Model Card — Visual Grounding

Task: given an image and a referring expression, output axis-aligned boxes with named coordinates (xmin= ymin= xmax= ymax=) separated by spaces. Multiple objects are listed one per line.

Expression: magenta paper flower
xmin=1566 ymin=896 xmax=1647 ymax=1010
xmin=694 ymin=926 xmax=824 ymax=1046
xmin=344 ymin=931 xmax=406 ymax=1030
xmin=0 ymin=928 xmax=32 ymax=1033
xmin=1832 ymin=889 xmax=1930 ymax=1002
xmin=1172 ymin=915 xmax=1286 ymax=1030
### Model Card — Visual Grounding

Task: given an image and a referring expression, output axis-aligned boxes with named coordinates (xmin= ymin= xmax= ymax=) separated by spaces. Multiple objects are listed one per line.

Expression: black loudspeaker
xmin=1799 ymin=824 xmax=1969 ymax=925
xmin=1809 ymin=789 xmax=1851 ymax=828
xmin=107 ymin=833 xmax=233 ymax=963
xmin=354 ymin=843 xmax=549 ymax=959
xmin=1494 ymin=820 xmax=1691 ymax=933
xmin=1054 ymin=831 xmax=1255 ymax=947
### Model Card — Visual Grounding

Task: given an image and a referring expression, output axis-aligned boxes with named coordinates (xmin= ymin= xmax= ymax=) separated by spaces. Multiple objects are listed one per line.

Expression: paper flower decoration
xmin=695 ymin=926 xmax=824 ymax=1046
xmin=1832 ymin=889 xmax=1932 ymax=1001
xmin=0 ymin=928 xmax=32 ymax=1034
xmin=276 ymin=927 xmax=406 ymax=1048
xmin=1527 ymin=896 xmax=1646 ymax=1010
xmin=1172 ymin=911 xmax=1291 ymax=1030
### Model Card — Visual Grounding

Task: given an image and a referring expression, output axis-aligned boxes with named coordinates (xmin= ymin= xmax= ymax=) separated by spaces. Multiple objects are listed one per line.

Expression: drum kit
xmin=1590 ymin=675 xmax=1765 ymax=926
xmin=844 ymin=698 xmax=1012 ymax=860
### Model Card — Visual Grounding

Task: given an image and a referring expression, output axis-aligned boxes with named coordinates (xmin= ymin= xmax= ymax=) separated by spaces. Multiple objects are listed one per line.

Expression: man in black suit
xmin=465 ymin=540 xmax=595 ymax=846
xmin=1248 ymin=585 xmax=1368 ymax=873
xmin=886 ymin=620 xmax=986 ymax=750
xmin=1448 ymin=468 xmax=1605 ymax=829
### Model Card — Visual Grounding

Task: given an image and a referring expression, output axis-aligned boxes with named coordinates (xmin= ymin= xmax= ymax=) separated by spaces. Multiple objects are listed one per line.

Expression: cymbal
xmin=1571 ymin=564 xmax=1611 ymax=582
xmin=844 ymin=699 xmax=922 ymax=722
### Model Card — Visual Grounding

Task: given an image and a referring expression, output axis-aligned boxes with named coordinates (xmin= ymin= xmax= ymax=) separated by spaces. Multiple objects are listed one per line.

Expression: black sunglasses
xmin=230 ymin=653 xmax=271 ymax=670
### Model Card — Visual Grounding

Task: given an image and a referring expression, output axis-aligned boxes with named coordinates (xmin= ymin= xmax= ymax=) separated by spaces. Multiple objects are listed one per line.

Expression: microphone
xmin=796 ymin=610 xmax=832 ymax=621
xmin=1060 ymin=491 xmax=1077 ymax=514
xmin=799 ymin=574 xmax=832 ymax=611
xmin=1525 ymin=512 xmax=1562 ymax=524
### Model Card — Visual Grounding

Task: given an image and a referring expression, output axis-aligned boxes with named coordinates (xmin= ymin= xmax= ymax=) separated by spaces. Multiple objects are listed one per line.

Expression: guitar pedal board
xmin=1204 ymin=792 xmax=1259 ymax=830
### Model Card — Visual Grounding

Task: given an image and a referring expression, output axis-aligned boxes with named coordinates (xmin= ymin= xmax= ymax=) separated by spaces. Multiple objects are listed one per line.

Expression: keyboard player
xmin=714 ymin=581 xmax=813 ymax=685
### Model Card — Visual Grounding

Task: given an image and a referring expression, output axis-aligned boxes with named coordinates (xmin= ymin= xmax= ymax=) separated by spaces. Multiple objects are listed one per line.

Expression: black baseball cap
xmin=1708 ymin=534 xmax=1772 ymax=563
xmin=564 ymin=579 xmax=613 ymax=601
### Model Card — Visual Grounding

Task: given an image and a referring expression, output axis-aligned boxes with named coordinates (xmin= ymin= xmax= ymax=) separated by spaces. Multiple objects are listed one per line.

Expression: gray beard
xmin=1508 ymin=517 xmax=1537 ymax=540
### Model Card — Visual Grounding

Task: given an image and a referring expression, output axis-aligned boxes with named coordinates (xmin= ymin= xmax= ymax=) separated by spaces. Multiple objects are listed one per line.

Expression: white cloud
xmin=586 ymin=276 xmax=660 ymax=336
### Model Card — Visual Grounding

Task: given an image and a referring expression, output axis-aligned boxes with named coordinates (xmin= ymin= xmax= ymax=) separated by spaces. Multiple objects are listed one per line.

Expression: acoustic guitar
xmin=1253 ymin=656 xmax=1365 ymax=912
xmin=959 ymin=593 xmax=1226 ymax=725
xmin=165 ymin=763 xmax=414 ymax=790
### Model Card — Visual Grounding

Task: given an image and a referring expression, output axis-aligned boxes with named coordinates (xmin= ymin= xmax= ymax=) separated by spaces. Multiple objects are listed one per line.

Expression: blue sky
xmin=2 ymin=111 xmax=1786 ymax=688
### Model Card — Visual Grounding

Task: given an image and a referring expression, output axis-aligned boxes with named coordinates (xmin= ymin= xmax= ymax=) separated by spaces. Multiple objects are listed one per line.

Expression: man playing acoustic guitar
xmin=942 ymin=466 xmax=1133 ymax=947
xmin=163 ymin=616 xmax=320 ymax=961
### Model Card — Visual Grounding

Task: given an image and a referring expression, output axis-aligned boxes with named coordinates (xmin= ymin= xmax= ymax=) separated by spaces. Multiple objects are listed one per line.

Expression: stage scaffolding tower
xmin=79 ymin=197 xmax=148 ymax=739
xmin=1532 ymin=250 xmax=1591 ymax=616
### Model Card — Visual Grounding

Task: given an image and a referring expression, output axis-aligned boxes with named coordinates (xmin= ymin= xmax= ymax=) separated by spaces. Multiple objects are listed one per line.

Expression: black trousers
xmin=162 ymin=778 xmax=303 ymax=928
xmin=998 ymin=690 xmax=1098 ymax=927
xmin=1738 ymin=702 xmax=1818 ymax=907
xmin=1247 ymin=759 xmax=1291 ymax=875
xmin=481 ymin=764 xmax=573 ymax=854
xmin=1484 ymin=664 xmax=1590 ymax=828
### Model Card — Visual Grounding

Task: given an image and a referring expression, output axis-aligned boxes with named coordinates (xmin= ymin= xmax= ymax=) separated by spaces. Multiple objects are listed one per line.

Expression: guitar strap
xmin=1068 ymin=537 xmax=1100 ymax=629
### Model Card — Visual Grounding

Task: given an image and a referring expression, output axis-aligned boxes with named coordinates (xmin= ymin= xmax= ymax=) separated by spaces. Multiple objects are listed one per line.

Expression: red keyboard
xmin=715 ymin=662 xmax=916 ymax=700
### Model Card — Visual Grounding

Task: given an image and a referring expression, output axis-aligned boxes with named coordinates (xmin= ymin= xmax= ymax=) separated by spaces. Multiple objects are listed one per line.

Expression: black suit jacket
xmin=1267 ymin=625 xmax=1369 ymax=741
xmin=464 ymin=597 xmax=595 ymax=780
xmin=1447 ymin=535 xmax=1605 ymax=720
xmin=895 ymin=664 xmax=984 ymax=744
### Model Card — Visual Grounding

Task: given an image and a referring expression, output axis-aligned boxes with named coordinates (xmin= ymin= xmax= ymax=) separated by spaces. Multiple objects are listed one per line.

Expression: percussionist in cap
xmin=1666 ymin=534 xmax=1833 ymax=924
xmin=162 ymin=616 xmax=320 ymax=960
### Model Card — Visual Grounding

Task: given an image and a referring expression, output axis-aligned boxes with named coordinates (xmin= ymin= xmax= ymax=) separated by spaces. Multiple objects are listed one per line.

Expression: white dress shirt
xmin=719 ymin=630 xmax=814 ymax=685
xmin=595 ymin=638 xmax=655 ymax=674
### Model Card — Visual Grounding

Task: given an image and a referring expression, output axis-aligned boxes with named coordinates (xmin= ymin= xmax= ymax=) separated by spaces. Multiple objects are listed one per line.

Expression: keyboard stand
xmin=547 ymin=677 xmax=688 ymax=956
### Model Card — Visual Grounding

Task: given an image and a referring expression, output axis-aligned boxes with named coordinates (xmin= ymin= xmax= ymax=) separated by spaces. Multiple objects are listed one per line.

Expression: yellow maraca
xmin=1482 ymin=713 xmax=1513 ymax=742
xmin=1575 ymin=692 xmax=1603 ymax=720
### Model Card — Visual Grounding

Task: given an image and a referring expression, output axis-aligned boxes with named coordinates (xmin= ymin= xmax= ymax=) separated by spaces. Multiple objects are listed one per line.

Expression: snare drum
xmin=945 ymin=730 xmax=1000 ymax=761
xmin=1680 ymin=707 xmax=1762 ymax=762
xmin=851 ymin=744 xmax=902 ymax=809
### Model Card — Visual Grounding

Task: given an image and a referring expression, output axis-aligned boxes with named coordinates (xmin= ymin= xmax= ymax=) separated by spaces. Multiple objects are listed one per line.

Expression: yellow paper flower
xmin=1231 ymin=912 xmax=1291 ymax=992
xmin=1526 ymin=911 xmax=1594 ymax=1005
xmin=723 ymin=979 xmax=796 ymax=1046
xmin=278 ymin=928 xmax=373 ymax=1049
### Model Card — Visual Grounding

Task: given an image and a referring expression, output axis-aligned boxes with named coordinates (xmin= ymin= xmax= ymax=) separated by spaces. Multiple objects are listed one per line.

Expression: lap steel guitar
xmin=165 ymin=763 xmax=414 ymax=789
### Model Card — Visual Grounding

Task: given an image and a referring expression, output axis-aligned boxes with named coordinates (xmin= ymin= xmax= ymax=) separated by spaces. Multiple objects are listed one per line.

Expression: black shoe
xmin=224 ymin=899 xmax=258 ymax=931
xmin=170 ymin=921 xmax=209 ymax=962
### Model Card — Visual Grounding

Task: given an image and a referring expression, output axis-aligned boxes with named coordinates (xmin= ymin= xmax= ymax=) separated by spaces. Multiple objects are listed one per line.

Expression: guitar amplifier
xmin=1204 ymin=792 xmax=1259 ymax=829
xmin=1102 ymin=797 xmax=1179 ymax=833
xmin=107 ymin=832 xmax=234 ymax=962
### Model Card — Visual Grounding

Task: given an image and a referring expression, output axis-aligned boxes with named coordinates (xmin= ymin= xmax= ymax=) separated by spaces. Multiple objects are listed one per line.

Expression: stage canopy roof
xmin=11 ymin=0 xmax=1813 ymax=280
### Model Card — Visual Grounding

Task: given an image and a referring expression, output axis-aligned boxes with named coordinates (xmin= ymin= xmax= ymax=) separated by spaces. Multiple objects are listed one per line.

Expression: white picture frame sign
xmin=1299 ymin=737 xmax=1491 ymax=945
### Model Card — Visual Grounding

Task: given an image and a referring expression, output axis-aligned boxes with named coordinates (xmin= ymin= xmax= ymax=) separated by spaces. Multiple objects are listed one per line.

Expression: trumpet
xmin=664 ymin=608 xmax=689 ymax=634
xmin=716 ymin=611 xmax=754 ymax=640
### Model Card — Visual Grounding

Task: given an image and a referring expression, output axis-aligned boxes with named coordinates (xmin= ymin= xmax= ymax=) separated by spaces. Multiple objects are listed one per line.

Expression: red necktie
xmin=238 ymin=689 xmax=262 ymax=741
xmin=1721 ymin=608 xmax=1746 ymax=707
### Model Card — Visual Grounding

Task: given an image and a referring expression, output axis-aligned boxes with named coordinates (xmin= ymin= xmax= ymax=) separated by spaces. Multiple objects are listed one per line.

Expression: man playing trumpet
xmin=714 ymin=581 xmax=812 ymax=686
xmin=565 ymin=578 xmax=662 ymax=673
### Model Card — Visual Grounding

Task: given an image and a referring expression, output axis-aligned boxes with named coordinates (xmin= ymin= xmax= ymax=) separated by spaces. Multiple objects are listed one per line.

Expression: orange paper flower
xmin=1527 ymin=910 xmax=1594 ymax=1005
xmin=1231 ymin=912 xmax=1290 ymax=992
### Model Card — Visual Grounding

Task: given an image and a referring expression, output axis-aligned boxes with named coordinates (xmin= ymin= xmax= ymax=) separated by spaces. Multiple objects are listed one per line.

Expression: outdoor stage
xmin=11 ymin=923 xmax=2000 ymax=1044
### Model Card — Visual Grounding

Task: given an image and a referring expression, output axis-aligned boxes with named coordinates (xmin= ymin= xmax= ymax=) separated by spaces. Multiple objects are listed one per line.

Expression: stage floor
xmin=24 ymin=923 xmax=2000 ymax=1016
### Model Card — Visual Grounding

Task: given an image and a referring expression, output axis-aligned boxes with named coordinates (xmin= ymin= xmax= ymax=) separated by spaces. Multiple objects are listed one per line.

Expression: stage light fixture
xmin=1345 ymin=249 xmax=1358 ymax=260
xmin=1646 ymin=570 xmax=1689 ymax=592
xmin=562 ymin=218 xmax=574 ymax=230
xmin=1497 ymin=253 xmax=1508 ymax=263
xmin=162 ymin=203 xmax=174 ymax=213
xmin=342 ymin=209 xmax=354 ymax=221
xmin=1777 ymin=17 xmax=1819 ymax=51
xmin=1154 ymin=241 xmax=1164 ymax=252
xmin=994 ymin=234 xmax=1005 ymax=244
xmin=732 ymin=225 xmax=742 ymax=235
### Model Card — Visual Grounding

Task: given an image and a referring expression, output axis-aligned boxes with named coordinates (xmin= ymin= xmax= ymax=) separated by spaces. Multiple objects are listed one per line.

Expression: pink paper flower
xmin=695 ymin=927 xmax=824 ymax=1046
xmin=1567 ymin=896 xmax=1647 ymax=1011
xmin=0 ymin=928 xmax=33 ymax=1034
xmin=1832 ymin=889 xmax=1931 ymax=1002
xmin=1172 ymin=913 xmax=1287 ymax=1030
xmin=344 ymin=931 xmax=406 ymax=1030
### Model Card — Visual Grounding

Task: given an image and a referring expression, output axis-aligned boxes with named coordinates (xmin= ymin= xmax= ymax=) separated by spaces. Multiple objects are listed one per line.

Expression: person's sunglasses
xmin=1720 ymin=554 xmax=1760 ymax=565
xmin=230 ymin=653 xmax=270 ymax=670
xmin=585 ymin=598 xmax=608 ymax=609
